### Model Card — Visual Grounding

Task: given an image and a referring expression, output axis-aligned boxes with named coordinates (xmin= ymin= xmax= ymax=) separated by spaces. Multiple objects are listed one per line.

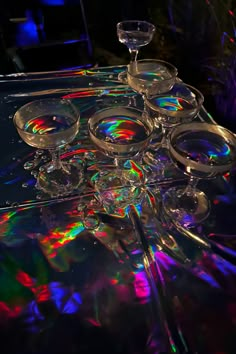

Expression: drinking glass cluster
xmin=13 ymin=19 xmax=236 ymax=226
xmin=117 ymin=20 xmax=236 ymax=226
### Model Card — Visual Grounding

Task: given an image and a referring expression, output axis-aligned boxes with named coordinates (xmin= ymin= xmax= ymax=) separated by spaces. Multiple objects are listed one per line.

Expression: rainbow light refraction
xmin=40 ymin=221 xmax=85 ymax=260
xmin=96 ymin=116 xmax=147 ymax=143
xmin=208 ymin=142 xmax=231 ymax=160
xmin=197 ymin=139 xmax=231 ymax=162
xmin=153 ymin=97 xmax=188 ymax=111
xmin=98 ymin=116 xmax=135 ymax=141
xmin=24 ymin=115 xmax=71 ymax=135
xmin=62 ymin=88 xmax=134 ymax=99
xmin=144 ymin=72 xmax=164 ymax=80
xmin=25 ymin=117 xmax=55 ymax=134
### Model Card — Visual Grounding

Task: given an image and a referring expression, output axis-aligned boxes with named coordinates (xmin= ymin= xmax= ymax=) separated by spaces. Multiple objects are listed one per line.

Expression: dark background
xmin=0 ymin=0 xmax=235 ymax=132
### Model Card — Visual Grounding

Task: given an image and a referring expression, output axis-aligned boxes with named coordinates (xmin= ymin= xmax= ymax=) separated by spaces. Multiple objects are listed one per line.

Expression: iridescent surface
xmin=133 ymin=71 xmax=172 ymax=82
xmin=0 ymin=66 xmax=236 ymax=353
xmin=173 ymin=130 xmax=233 ymax=166
xmin=151 ymin=96 xmax=195 ymax=111
xmin=24 ymin=114 xmax=73 ymax=135
xmin=94 ymin=115 xmax=149 ymax=144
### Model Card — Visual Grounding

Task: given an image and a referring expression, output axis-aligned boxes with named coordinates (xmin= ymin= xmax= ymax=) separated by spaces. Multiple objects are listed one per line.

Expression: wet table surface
xmin=0 ymin=66 xmax=236 ymax=354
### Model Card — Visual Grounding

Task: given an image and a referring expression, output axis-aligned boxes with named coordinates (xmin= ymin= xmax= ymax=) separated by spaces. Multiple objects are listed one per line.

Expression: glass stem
xmin=114 ymin=158 xmax=126 ymax=185
xmin=50 ymin=149 xmax=62 ymax=170
xmin=161 ymin=125 xmax=170 ymax=148
xmin=129 ymin=49 xmax=139 ymax=62
xmin=184 ymin=177 xmax=200 ymax=196
xmin=128 ymin=95 xmax=137 ymax=107
xmin=143 ymin=96 xmax=148 ymax=112
xmin=114 ymin=158 xmax=123 ymax=170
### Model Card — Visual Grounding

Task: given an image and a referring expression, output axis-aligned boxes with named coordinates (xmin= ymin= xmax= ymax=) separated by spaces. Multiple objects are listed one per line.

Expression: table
xmin=0 ymin=66 xmax=236 ymax=353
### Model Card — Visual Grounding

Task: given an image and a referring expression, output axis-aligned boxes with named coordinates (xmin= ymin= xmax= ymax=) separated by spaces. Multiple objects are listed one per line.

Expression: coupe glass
xmin=127 ymin=59 xmax=178 ymax=98
xmin=143 ymin=83 xmax=204 ymax=178
xmin=13 ymin=98 xmax=83 ymax=197
xmin=88 ymin=106 xmax=154 ymax=213
xmin=162 ymin=122 xmax=236 ymax=227
xmin=117 ymin=20 xmax=156 ymax=83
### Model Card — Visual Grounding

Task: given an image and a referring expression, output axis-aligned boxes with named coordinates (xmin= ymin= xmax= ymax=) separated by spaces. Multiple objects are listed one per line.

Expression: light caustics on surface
xmin=0 ymin=210 xmax=17 ymax=225
xmin=0 ymin=205 xmax=40 ymax=240
xmin=124 ymin=160 xmax=144 ymax=181
xmin=0 ymin=271 xmax=81 ymax=328
xmin=57 ymin=68 xmax=122 ymax=78
xmin=23 ymin=283 xmax=82 ymax=331
xmin=109 ymin=269 xmax=151 ymax=303
xmin=136 ymin=71 xmax=170 ymax=81
xmin=62 ymin=88 xmax=134 ymax=100
xmin=174 ymin=131 xmax=233 ymax=165
xmin=151 ymin=96 xmax=194 ymax=111
xmin=0 ymin=210 xmax=84 ymax=318
xmin=94 ymin=116 xmax=149 ymax=144
xmin=61 ymin=147 xmax=96 ymax=159
xmin=24 ymin=115 xmax=72 ymax=135
xmin=206 ymin=143 xmax=231 ymax=161
xmin=0 ymin=202 xmax=87 ymax=258
xmin=194 ymin=250 xmax=236 ymax=288
xmin=39 ymin=220 xmax=85 ymax=259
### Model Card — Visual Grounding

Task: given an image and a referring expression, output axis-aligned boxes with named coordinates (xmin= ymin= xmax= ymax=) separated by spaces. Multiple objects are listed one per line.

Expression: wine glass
xmin=117 ymin=20 xmax=156 ymax=83
xmin=162 ymin=122 xmax=236 ymax=227
xmin=13 ymin=98 xmax=83 ymax=197
xmin=88 ymin=106 xmax=154 ymax=214
xmin=143 ymin=83 xmax=204 ymax=179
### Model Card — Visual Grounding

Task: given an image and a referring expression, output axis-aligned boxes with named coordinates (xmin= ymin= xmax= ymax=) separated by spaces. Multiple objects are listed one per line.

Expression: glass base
xmin=118 ymin=70 xmax=128 ymax=84
xmin=36 ymin=160 xmax=84 ymax=197
xmin=92 ymin=169 xmax=144 ymax=216
xmin=143 ymin=148 xmax=172 ymax=183
xmin=162 ymin=186 xmax=210 ymax=228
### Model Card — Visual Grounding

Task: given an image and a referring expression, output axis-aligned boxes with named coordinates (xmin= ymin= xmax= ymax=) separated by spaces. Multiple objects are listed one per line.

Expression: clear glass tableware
xmin=143 ymin=83 xmax=204 ymax=179
xmin=127 ymin=59 xmax=178 ymax=98
xmin=13 ymin=98 xmax=83 ymax=197
xmin=88 ymin=106 xmax=154 ymax=213
xmin=162 ymin=122 xmax=236 ymax=227
xmin=117 ymin=20 xmax=156 ymax=83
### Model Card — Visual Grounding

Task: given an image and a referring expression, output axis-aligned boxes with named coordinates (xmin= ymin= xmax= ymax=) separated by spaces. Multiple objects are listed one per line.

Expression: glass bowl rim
xmin=144 ymin=82 xmax=204 ymax=114
xmin=13 ymin=98 xmax=80 ymax=134
xmin=127 ymin=59 xmax=178 ymax=81
xmin=88 ymin=106 xmax=154 ymax=147
xmin=116 ymin=20 xmax=156 ymax=32
xmin=169 ymin=121 xmax=236 ymax=174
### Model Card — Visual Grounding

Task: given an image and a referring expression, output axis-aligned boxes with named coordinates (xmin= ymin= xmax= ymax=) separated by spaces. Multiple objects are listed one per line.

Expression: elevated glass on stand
xmin=13 ymin=98 xmax=83 ymax=197
xmin=88 ymin=106 xmax=154 ymax=214
xmin=144 ymin=83 xmax=204 ymax=181
xmin=127 ymin=59 xmax=178 ymax=98
xmin=127 ymin=59 xmax=178 ymax=180
xmin=117 ymin=20 xmax=156 ymax=83
xmin=162 ymin=122 xmax=236 ymax=227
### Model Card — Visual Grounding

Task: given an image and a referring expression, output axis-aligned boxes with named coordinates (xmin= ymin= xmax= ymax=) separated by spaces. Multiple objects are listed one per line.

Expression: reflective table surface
xmin=0 ymin=66 xmax=236 ymax=353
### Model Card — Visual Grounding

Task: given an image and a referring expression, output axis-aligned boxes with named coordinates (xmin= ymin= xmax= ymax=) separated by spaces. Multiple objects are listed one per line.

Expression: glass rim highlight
xmin=116 ymin=20 xmax=156 ymax=32
xmin=169 ymin=121 xmax=236 ymax=174
xmin=88 ymin=106 xmax=154 ymax=147
xmin=127 ymin=59 xmax=178 ymax=82
xmin=145 ymin=82 xmax=204 ymax=116
xmin=13 ymin=98 xmax=80 ymax=134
